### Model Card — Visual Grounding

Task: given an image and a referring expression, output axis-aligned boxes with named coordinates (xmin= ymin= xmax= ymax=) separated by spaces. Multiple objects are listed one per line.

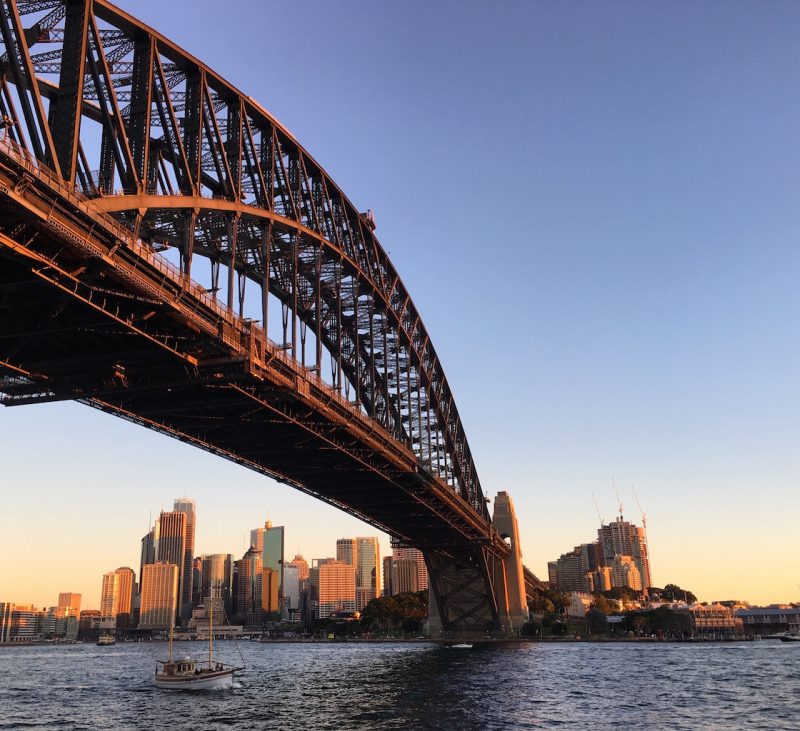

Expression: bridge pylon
xmin=424 ymin=491 xmax=529 ymax=639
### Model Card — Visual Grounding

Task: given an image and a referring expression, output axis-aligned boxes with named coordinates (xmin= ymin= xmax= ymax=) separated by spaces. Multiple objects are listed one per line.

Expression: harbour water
xmin=0 ymin=640 xmax=798 ymax=729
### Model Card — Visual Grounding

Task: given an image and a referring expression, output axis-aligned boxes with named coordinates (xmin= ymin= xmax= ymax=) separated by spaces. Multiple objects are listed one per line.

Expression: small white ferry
xmin=155 ymin=603 xmax=241 ymax=690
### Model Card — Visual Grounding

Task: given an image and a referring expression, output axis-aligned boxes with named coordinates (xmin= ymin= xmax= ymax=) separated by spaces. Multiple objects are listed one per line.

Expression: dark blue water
xmin=1 ymin=640 xmax=798 ymax=729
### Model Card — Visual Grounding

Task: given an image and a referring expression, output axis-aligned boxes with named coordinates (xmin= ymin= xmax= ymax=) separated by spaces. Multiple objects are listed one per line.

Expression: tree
xmin=586 ymin=608 xmax=607 ymax=635
xmin=592 ymin=595 xmax=613 ymax=615
xmin=521 ymin=619 xmax=542 ymax=638
xmin=604 ymin=586 xmax=640 ymax=601
xmin=659 ymin=584 xmax=697 ymax=604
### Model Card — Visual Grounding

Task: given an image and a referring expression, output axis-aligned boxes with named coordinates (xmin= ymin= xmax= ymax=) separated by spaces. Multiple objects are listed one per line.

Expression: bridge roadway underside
xmin=0 ymin=149 xmax=516 ymax=636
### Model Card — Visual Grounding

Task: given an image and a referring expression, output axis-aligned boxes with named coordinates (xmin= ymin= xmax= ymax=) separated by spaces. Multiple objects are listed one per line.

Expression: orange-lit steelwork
xmin=0 ymin=0 xmax=537 ymax=635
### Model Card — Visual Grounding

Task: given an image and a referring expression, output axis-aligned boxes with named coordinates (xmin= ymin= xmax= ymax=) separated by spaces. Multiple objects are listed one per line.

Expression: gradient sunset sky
xmin=1 ymin=0 xmax=798 ymax=609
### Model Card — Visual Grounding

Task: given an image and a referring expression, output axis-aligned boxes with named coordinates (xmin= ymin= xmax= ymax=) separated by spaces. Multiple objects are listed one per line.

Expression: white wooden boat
xmin=155 ymin=603 xmax=241 ymax=690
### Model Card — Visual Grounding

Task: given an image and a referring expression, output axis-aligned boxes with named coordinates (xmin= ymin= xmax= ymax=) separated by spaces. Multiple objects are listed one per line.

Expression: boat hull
xmin=155 ymin=668 xmax=235 ymax=690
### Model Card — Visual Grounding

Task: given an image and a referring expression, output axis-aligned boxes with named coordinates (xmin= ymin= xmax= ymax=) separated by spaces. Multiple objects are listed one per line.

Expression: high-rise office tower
xmin=355 ymin=537 xmax=380 ymax=611
xmin=155 ymin=510 xmax=187 ymax=621
xmin=287 ymin=554 xmax=309 ymax=581
xmin=139 ymin=562 xmax=179 ymax=629
xmin=235 ymin=546 xmax=262 ymax=618
xmin=336 ymin=538 xmax=357 ymax=567
xmin=57 ymin=593 xmax=81 ymax=617
xmin=392 ymin=544 xmax=428 ymax=591
xmin=200 ymin=553 xmax=233 ymax=615
xmin=394 ymin=559 xmax=420 ymax=594
xmin=173 ymin=498 xmax=196 ymax=620
xmin=262 ymin=521 xmax=284 ymax=602
xmin=308 ymin=558 xmax=336 ymax=621
xmin=100 ymin=567 xmax=135 ymax=629
xmin=382 ymin=556 xmax=394 ymax=596
xmin=597 ymin=517 xmax=652 ymax=588
xmin=100 ymin=572 xmax=118 ymax=624
xmin=261 ymin=568 xmax=280 ymax=613
xmin=283 ymin=565 xmax=300 ymax=617
xmin=250 ymin=521 xmax=269 ymax=554
xmin=318 ymin=560 xmax=356 ymax=618
xmin=140 ymin=526 xmax=157 ymax=585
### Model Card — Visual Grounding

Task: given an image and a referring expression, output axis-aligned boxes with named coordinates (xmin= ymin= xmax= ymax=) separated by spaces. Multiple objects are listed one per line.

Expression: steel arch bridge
xmin=0 ymin=0 xmax=535 ymax=635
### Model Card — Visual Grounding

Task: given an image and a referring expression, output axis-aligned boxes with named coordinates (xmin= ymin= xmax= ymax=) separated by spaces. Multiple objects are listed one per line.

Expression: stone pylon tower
xmin=492 ymin=491 xmax=529 ymax=631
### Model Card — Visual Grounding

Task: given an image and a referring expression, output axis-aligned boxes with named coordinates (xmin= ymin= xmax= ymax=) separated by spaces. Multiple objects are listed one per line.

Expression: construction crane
xmin=592 ymin=492 xmax=605 ymax=527
xmin=631 ymin=485 xmax=647 ymax=534
xmin=612 ymin=475 xmax=624 ymax=521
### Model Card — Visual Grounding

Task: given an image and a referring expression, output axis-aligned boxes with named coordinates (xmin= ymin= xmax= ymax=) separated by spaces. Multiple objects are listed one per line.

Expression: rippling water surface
xmin=1 ymin=640 xmax=798 ymax=729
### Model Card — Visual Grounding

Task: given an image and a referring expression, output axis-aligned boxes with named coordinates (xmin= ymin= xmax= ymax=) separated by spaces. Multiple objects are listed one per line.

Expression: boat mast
xmin=209 ymin=601 xmax=213 ymax=668
xmin=168 ymin=619 xmax=174 ymax=663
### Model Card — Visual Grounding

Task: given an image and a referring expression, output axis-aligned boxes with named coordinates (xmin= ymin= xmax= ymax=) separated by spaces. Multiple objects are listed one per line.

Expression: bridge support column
xmin=492 ymin=491 xmax=529 ymax=633
xmin=424 ymin=545 xmax=505 ymax=639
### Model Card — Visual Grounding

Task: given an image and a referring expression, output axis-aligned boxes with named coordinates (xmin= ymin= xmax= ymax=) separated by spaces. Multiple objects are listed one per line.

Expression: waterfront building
xmin=139 ymin=562 xmax=179 ymax=630
xmin=173 ymin=498 xmax=196 ymax=621
xmin=382 ymin=556 xmax=394 ymax=596
xmin=687 ymin=603 xmax=741 ymax=637
xmin=567 ymin=592 xmax=595 ymax=619
xmin=0 ymin=602 xmax=13 ymax=642
xmin=200 ymin=553 xmax=233 ymax=615
xmin=319 ymin=560 xmax=356 ymax=618
xmin=262 ymin=522 xmax=285 ymax=603
xmin=9 ymin=605 xmax=41 ymax=642
xmin=155 ymin=511 xmax=187 ymax=620
xmin=57 ymin=593 xmax=81 ymax=617
xmin=100 ymin=567 xmax=135 ymax=629
xmin=597 ymin=517 xmax=651 ymax=588
xmin=737 ymin=605 xmax=800 ymax=636
xmin=78 ymin=609 xmax=100 ymax=640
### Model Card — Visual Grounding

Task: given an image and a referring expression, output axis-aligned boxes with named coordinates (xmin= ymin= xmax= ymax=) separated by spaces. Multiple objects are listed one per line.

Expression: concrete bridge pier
xmin=492 ymin=491 xmax=529 ymax=633
xmin=424 ymin=491 xmax=529 ymax=639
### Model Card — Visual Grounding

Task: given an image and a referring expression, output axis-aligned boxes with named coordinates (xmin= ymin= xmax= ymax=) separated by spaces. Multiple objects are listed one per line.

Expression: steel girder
xmin=0 ymin=0 xmax=487 ymax=518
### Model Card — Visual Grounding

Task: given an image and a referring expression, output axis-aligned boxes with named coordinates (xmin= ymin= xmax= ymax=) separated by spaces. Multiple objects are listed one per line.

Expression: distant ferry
xmin=155 ymin=603 xmax=242 ymax=690
xmin=96 ymin=634 xmax=115 ymax=646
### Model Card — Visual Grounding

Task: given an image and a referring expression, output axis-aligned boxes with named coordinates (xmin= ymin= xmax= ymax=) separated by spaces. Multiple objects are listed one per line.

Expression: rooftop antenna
xmin=612 ymin=476 xmax=624 ymax=520
xmin=592 ymin=492 xmax=605 ymax=527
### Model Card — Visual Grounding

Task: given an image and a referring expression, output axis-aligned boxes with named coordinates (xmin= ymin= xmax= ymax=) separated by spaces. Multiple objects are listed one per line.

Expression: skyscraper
xmin=392 ymin=544 xmax=428 ymax=591
xmin=283 ymin=565 xmax=300 ymax=619
xmin=200 ymin=553 xmax=233 ymax=614
xmin=287 ymin=554 xmax=309 ymax=581
xmin=140 ymin=526 xmax=156 ymax=586
xmin=100 ymin=567 xmax=135 ymax=629
xmin=262 ymin=521 xmax=284 ymax=603
xmin=235 ymin=545 xmax=262 ymax=620
xmin=155 ymin=510 xmax=187 ymax=621
xmin=597 ymin=517 xmax=652 ymax=588
xmin=355 ymin=537 xmax=380 ymax=611
xmin=139 ymin=562 xmax=179 ymax=630
xmin=173 ymin=498 xmax=196 ymax=620
xmin=382 ymin=556 xmax=394 ymax=597
xmin=250 ymin=521 xmax=269 ymax=554
xmin=336 ymin=538 xmax=357 ymax=567
xmin=319 ymin=561 xmax=356 ymax=618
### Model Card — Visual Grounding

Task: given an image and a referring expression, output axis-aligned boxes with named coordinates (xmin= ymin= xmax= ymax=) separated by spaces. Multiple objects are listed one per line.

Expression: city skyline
xmin=1 ymin=0 xmax=798 ymax=608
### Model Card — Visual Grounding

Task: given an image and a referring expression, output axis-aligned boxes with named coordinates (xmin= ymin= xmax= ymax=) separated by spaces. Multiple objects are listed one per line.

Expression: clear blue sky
xmin=1 ymin=0 xmax=798 ymax=607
